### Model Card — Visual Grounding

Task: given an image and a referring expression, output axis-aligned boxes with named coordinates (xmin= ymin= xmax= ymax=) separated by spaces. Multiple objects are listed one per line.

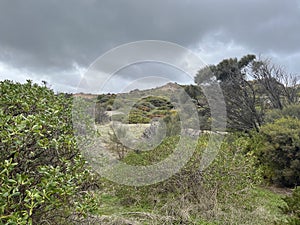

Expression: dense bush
xmin=115 ymin=134 xmax=262 ymax=224
xmin=255 ymin=117 xmax=300 ymax=187
xmin=265 ymin=104 xmax=300 ymax=123
xmin=128 ymin=110 xmax=150 ymax=124
xmin=142 ymin=96 xmax=171 ymax=108
xmin=96 ymin=93 xmax=118 ymax=111
xmin=129 ymin=96 xmax=174 ymax=122
xmin=0 ymin=80 xmax=98 ymax=224
xmin=281 ymin=186 xmax=300 ymax=224
xmin=97 ymin=93 xmax=116 ymax=104
xmin=132 ymin=100 xmax=154 ymax=112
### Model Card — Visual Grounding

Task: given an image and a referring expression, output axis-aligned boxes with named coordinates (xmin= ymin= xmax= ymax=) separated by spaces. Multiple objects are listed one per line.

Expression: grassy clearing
xmin=248 ymin=187 xmax=289 ymax=224
xmin=88 ymin=184 xmax=288 ymax=224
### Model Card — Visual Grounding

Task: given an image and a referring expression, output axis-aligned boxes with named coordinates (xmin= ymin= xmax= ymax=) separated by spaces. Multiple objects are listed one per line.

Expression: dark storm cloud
xmin=0 ymin=0 xmax=299 ymax=92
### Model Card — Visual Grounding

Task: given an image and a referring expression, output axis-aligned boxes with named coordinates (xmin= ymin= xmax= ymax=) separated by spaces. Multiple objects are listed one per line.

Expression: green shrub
xmin=281 ymin=186 xmax=300 ymax=224
xmin=157 ymin=103 xmax=174 ymax=111
xmin=97 ymin=94 xmax=111 ymax=103
xmin=142 ymin=96 xmax=171 ymax=108
xmin=256 ymin=117 xmax=300 ymax=187
xmin=97 ymin=94 xmax=116 ymax=104
xmin=0 ymin=80 xmax=98 ymax=224
xmin=114 ymin=134 xmax=261 ymax=224
xmin=128 ymin=110 xmax=150 ymax=124
xmin=133 ymin=101 xmax=153 ymax=112
xmin=265 ymin=104 xmax=300 ymax=123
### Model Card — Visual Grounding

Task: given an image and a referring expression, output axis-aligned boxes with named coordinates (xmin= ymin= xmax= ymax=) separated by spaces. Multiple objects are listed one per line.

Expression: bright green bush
xmin=128 ymin=110 xmax=150 ymax=124
xmin=256 ymin=117 xmax=300 ymax=187
xmin=0 ymin=80 xmax=98 ymax=224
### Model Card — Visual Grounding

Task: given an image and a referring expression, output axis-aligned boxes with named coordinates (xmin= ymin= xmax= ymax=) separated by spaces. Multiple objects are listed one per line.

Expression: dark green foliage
xmin=96 ymin=93 xmax=117 ymax=111
xmin=265 ymin=104 xmax=300 ymax=123
xmin=281 ymin=187 xmax=300 ymax=224
xmin=97 ymin=93 xmax=116 ymax=104
xmin=133 ymin=101 xmax=153 ymax=112
xmin=0 ymin=80 xmax=98 ymax=224
xmin=133 ymin=96 xmax=173 ymax=112
xmin=142 ymin=96 xmax=172 ymax=108
xmin=256 ymin=117 xmax=300 ymax=187
xmin=195 ymin=55 xmax=263 ymax=132
xmin=184 ymin=84 xmax=203 ymax=100
xmin=127 ymin=96 xmax=174 ymax=124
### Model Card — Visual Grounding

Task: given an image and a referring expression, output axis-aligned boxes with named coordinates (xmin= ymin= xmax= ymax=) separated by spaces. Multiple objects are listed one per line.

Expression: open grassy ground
xmin=83 ymin=184 xmax=289 ymax=224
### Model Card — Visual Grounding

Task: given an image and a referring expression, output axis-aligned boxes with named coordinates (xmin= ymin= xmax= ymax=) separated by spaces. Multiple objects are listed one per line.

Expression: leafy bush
xmin=265 ymin=104 xmax=300 ymax=123
xmin=142 ymin=96 xmax=172 ymax=108
xmin=97 ymin=94 xmax=116 ymax=104
xmin=0 ymin=80 xmax=98 ymax=224
xmin=281 ymin=186 xmax=300 ymax=224
xmin=256 ymin=117 xmax=300 ymax=187
xmin=96 ymin=93 xmax=118 ymax=111
xmin=128 ymin=110 xmax=150 ymax=124
xmin=133 ymin=101 xmax=153 ymax=112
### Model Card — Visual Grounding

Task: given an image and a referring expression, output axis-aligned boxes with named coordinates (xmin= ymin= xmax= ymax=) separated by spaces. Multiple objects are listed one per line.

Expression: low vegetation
xmin=0 ymin=80 xmax=99 ymax=224
xmin=1 ymin=54 xmax=299 ymax=224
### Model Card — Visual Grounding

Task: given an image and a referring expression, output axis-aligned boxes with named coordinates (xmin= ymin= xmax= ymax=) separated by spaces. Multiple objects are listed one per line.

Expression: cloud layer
xmin=0 ymin=0 xmax=299 ymax=92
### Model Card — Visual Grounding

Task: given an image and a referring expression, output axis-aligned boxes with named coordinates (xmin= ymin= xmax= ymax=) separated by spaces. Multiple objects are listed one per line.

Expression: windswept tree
xmin=195 ymin=54 xmax=263 ymax=131
xmin=195 ymin=54 xmax=299 ymax=132
xmin=252 ymin=58 xmax=299 ymax=109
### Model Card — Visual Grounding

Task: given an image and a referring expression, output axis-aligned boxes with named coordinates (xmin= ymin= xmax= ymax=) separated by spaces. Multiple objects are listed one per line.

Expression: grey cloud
xmin=0 ymin=0 xmax=299 ymax=91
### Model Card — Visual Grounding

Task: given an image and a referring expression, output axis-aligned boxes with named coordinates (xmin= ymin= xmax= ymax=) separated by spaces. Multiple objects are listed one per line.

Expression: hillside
xmin=1 ymin=77 xmax=299 ymax=224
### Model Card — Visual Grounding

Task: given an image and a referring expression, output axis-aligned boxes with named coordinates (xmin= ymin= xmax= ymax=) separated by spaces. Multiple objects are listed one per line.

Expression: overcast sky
xmin=0 ymin=0 xmax=300 ymax=93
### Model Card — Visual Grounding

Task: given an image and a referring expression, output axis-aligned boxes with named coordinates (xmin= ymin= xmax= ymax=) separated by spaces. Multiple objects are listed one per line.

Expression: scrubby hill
xmin=1 ymin=78 xmax=300 ymax=224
